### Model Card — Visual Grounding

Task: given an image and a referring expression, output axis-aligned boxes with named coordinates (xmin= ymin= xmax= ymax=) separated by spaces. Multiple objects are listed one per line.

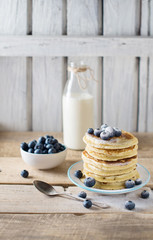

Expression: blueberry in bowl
xmin=20 ymin=135 xmax=67 ymax=169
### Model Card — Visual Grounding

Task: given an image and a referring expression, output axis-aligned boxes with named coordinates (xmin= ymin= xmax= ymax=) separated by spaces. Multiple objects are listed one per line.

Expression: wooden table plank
xmin=0 ymin=132 xmax=81 ymax=160
xmin=0 ymin=132 xmax=153 ymax=158
xmin=0 ymin=213 xmax=153 ymax=240
xmin=0 ymin=185 xmax=152 ymax=214
xmin=0 ymin=157 xmax=152 ymax=187
xmin=0 ymin=131 xmax=152 ymax=240
xmin=0 ymin=157 xmax=74 ymax=185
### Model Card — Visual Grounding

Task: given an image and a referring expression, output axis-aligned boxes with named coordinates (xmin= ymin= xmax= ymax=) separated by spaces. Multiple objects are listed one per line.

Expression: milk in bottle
xmin=62 ymin=62 xmax=94 ymax=150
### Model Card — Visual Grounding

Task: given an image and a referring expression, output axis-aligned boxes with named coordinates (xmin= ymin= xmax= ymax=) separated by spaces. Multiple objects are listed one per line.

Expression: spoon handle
xmin=54 ymin=192 xmax=110 ymax=209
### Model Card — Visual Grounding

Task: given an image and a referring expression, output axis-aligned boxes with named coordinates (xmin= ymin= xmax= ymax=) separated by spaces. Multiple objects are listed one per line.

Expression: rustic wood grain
xmin=0 ymin=36 xmax=153 ymax=57
xmin=0 ymin=131 xmax=152 ymax=240
xmin=0 ymin=132 xmax=82 ymax=160
xmin=67 ymin=0 xmax=102 ymax=127
xmin=32 ymin=0 xmax=66 ymax=131
xmin=0 ymin=185 xmax=152 ymax=214
xmin=0 ymin=185 xmax=109 ymax=213
xmin=147 ymin=1 xmax=153 ymax=131
xmin=0 ymin=157 xmax=75 ymax=185
xmin=103 ymin=0 xmax=140 ymax=131
xmin=0 ymin=213 xmax=153 ymax=240
xmin=0 ymin=156 xmax=152 ymax=186
xmin=0 ymin=132 xmax=153 ymax=158
xmin=0 ymin=0 xmax=30 ymax=131
xmin=138 ymin=0 xmax=149 ymax=131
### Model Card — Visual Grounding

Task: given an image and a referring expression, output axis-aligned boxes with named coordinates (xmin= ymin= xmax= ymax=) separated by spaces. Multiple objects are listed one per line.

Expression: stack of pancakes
xmin=82 ymin=130 xmax=139 ymax=190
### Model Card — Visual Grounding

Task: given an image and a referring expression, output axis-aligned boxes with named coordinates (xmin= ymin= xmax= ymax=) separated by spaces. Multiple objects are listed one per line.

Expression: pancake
xmin=83 ymin=130 xmax=138 ymax=149
xmin=94 ymin=172 xmax=140 ymax=190
xmin=85 ymin=144 xmax=138 ymax=161
xmin=83 ymin=168 xmax=138 ymax=183
xmin=81 ymin=127 xmax=139 ymax=190
xmin=82 ymin=151 xmax=138 ymax=171
xmin=83 ymin=162 xmax=137 ymax=176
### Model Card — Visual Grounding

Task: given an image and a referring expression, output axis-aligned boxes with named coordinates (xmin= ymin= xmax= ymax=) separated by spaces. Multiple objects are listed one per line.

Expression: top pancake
xmin=83 ymin=130 xmax=138 ymax=149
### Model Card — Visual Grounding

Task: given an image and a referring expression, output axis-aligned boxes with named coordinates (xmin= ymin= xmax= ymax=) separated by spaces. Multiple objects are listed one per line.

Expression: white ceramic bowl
xmin=20 ymin=147 xmax=67 ymax=169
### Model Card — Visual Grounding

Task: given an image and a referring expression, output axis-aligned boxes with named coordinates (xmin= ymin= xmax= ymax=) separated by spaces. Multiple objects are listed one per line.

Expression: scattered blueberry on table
xmin=135 ymin=178 xmax=142 ymax=185
xmin=74 ymin=170 xmax=83 ymax=179
xmin=125 ymin=179 xmax=135 ymax=188
xmin=20 ymin=135 xmax=65 ymax=154
xmin=87 ymin=124 xmax=122 ymax=140
xmin=141 ymin=190 xmax=149 ymax=199
xmin=78 ymin=191 xmax=87 ymax=199
xmin=83 ymin=199 xmax=92 ymax=209
xmin=125 ymin=200 xmax=135 ymax=210
xmin=21 ymin=170 xmax=29 ymax=178
xmin=84 ymin=177 xmax=96 ymax=187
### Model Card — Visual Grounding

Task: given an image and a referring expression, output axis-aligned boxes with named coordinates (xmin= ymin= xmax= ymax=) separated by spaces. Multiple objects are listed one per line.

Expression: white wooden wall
xmin=0 ymin=0 xmax=153 ymax=132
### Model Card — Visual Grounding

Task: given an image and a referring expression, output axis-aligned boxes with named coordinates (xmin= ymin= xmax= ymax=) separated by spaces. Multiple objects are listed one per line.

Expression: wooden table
xmin=0 ymin=132 xmax=153 ymax=240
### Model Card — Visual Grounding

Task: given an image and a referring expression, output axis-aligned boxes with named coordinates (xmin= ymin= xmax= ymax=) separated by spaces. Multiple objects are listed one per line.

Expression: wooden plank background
xmin=0 ymin=0 xmax=152 ymax=132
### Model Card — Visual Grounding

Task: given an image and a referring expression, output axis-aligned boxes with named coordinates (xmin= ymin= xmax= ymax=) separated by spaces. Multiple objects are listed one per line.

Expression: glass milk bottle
xmin=62 ymin=62 xmax=94 ymax=150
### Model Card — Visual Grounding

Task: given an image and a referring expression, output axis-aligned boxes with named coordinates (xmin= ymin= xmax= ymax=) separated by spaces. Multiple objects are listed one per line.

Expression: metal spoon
xmin=33 ymin=180 xmax=109 ymax=209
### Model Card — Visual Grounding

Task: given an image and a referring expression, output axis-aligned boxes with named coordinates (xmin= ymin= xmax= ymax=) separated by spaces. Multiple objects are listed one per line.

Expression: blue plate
xmin=67 ymin=161 xmax=150 ymax=195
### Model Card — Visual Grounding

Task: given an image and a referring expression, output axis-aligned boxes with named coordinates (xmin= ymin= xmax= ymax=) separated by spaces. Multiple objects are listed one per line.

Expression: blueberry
xmin=87 ymin=128 xmax=94 ymax=134
xmin=141 ymin=190 xmax=149 ymax=199
xmin=54 ymin=143 xmax=60 ymax=150
xmin=101 ymin=124 xmax=108 ymax=130
xmin=114 ymin=127 xmax=122 ymax=137
xmin=60 ymin=146 xmax=65 ymax=151
xmin=78 ymin=191 xmax=87 ymax=199
xmin=42 ymin=149 xmax=48 ymax=154
xmin=84 ymin=177 xmax=96 ymax=187
xmin=28 ymin=140 xmax=36 ymax=149
xmin=48 ymin=148 xmax=57 ymax=154
xmin=46 ymin=135 xmax=53 ymax=139
xmin=52 ymin=138 xmax=58 ymax=144
xmin=45 ymin=135 xmax=50 ymax=138
xmin=83 ymin=200 xmax=92 ymax=209
xmin=74 ymin=170 xmax=83 ymax=179
xmin=45 ymin=138 xmax=53 ymax=145
xmin=125 ymin=201 xmax=135 ymax=210
xmin=20 ymin=142 xmax=28 ymax=151
xmin=46 ymin=144 xmax=53 ymax=149
xmin=21 ymin=170 xmax=29 ymax=178
xmin=35 ymin=143 xmax=44 ymax=150
xmin=125 ymin=179 xmax=135 ymax=188
xmin=94 ymin=128 xmax=102 ymax=137
xmin=135 ymin=178 xmax=142 ymax=185
xmin=100 ymin=131 xmax=110 ymax=140
xmin=34 ymin=149 xmax=43 ymax=154
xmin=38 ymin=136 xmax=46 ymax=144
xmin=105 ymin=126 xmax=115 ymax=138
xmin=28 ymin=148 xmax=34 ymax=153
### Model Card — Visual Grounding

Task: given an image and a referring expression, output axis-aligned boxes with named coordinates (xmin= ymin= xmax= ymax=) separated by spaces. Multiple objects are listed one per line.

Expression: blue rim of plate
xmin=67 ymin=160 xmax=150 ymax=194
